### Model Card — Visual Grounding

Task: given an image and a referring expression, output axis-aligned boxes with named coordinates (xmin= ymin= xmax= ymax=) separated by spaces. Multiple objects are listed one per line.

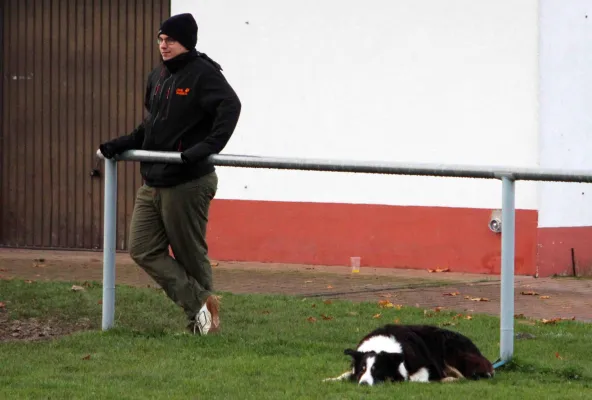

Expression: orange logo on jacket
xmin=176 ymin=88 xmax=190 ymax=96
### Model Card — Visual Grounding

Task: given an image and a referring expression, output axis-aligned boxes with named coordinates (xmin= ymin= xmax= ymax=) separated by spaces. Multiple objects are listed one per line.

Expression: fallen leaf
xmin=465 ymin=315 xmax=473 ymax=320
xmin=540 ymin=318 xmax=561 ymax=325
xmin=307 ymin=316 xmax=317 ymax=323
xmin=311 ymin=304 xmax=316 ymax=308
xmin=393 ymin=318 xmax=400 ymax=324
xmin=321 ymin=314 xmax=333 ymax=320
xmin=71 ymin=285 xmax=85 ymax=292
xmin=0 ymin=302 xmax=5 ymax=309
xmin=372 ymin=313 xmax=382 ymax=319
xmin=514 ymin=313 xmax=526 ymax=319
xmin=97 ymin=300 xmax=103 ymax=305
xmin=326 ymin=285 xmax=334 ymax=289
xmin=378 ymin=300 xmax=394 ymax=308
xmin=25 ymin=280 xmax=33 ymax=284
xmin=545 ymin=316 xmax=576 ymax=322
xmin=304 ymin=280 xmax=313 ymax=283
xmin=210 ymin=261 xmax=219 ymax=267
xmin=323 ymin=300 xmax=333 ymax=305
xmin=442 ymin=322 xmax=456 ymax=326
xmin=539 ymin=296 xmax=551 ymax=299
xmin=394 ymin=304 xmax=403 ymax=310
xmin=555 ymin=352 xmax=563 ymax=360
xmin=428 ymin=267 xmax=450 ymax=273
xmin=33 ymin=262 xmax=46 ymax=268
xmin=469 ymin=297 xmax=489 ymax=302
xmin=464 ymin=295 xmax=471 ymax=299
xmin=434 ymin=307 xmax=444 ymax=312
xmin=443 ymin=291 xmax=460 ymax=296
xmin=520 ymin=291 xmax=539 ymax=296
xmin=423 ymin=310 xmax=435 ymax=317
xmin=82 ymin=354 xmax=91 ymax=360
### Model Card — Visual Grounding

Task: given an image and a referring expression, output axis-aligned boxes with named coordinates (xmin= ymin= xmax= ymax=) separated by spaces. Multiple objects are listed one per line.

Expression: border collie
xmin=324 ymin=324 xmax=494 ymax=385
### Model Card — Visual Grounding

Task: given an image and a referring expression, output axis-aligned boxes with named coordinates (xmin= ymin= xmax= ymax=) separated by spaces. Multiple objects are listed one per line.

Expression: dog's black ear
xmin=344 ymin=348 xmax=362 ymax=360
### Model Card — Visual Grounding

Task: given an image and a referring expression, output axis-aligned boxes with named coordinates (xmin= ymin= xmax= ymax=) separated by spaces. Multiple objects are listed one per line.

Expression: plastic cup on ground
xmin=351 ymin=257 xmax=361 ymax=273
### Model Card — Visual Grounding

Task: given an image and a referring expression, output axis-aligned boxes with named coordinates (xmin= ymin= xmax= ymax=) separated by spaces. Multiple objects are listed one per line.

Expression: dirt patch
xmin=0 ymin=250 xmax=469 ymax=297
xmin=0 ymin=310 xmax=92 ymax=342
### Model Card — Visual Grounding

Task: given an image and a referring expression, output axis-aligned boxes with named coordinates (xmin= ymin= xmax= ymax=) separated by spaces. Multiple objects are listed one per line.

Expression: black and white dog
xmin=324 ymin=324 xmax=494 ymax=385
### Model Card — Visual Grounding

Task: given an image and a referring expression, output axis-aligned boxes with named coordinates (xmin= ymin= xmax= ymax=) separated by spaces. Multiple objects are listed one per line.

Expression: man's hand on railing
xmin=98 ymin=143 xmax=117 ymax=159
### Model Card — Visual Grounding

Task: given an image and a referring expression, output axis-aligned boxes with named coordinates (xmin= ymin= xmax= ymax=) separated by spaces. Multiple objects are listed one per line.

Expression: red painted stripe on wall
xmin=537 ymin=226 xmax=592 ymax=277
xmin=206 ymin=199 xmax=539 ymax=276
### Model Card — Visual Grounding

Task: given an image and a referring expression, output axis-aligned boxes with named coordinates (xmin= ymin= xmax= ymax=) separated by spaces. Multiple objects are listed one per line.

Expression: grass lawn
xmin=1 ymin=279 xmax=591 ymax=399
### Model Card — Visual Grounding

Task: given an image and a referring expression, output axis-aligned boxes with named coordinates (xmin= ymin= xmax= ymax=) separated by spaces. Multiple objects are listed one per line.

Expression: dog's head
xmin=344 ymin=348 xmax=407 ymax=386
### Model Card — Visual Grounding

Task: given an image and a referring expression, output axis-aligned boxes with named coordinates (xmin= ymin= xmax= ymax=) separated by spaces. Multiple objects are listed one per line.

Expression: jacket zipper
xmin=152 ymin=68 xmax=166 ymax=103
xmin=164 ymin=78 xmax=176 ymax=119
xmin=145 ymin=69 xmax=173 ymax=184
xmin=152 ymin=74 xmax=173 ymax=122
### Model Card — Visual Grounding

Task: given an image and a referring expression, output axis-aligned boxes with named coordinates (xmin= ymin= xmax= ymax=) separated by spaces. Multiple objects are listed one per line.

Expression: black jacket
xmin=102 ymin=49 xmax=241 ymax=187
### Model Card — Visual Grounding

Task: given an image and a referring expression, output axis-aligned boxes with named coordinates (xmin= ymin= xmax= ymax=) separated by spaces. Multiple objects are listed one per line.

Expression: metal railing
xmin=96 ymin=149 xmax=592 ymax=366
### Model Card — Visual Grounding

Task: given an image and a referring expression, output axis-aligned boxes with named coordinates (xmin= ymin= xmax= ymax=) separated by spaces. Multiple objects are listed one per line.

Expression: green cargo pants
xmin=128 ymin=171 xmax=218 ymax=321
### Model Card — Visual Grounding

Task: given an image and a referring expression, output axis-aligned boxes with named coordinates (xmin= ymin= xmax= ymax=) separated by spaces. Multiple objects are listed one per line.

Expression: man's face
xmin=157 ymin=34 xmax=187 ymax=61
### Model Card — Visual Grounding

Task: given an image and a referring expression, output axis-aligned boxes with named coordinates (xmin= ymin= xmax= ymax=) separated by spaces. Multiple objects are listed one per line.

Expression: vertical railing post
xmin=102 ymin=158 xmax=117 ymax=331
xmin=500 ymin=175 xmax=516 ymax=361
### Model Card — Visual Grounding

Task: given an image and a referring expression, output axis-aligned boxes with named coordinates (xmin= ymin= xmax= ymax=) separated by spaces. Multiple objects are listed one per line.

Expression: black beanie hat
xmin=158 ymin=13 xmax=198 ymax=50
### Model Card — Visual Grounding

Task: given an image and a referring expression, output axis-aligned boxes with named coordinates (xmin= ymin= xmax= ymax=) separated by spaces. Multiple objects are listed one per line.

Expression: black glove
xmin=99 ymin=142 xmax=118 ymax=159
xmin=180 ymin=152 xmax=190 ymax=164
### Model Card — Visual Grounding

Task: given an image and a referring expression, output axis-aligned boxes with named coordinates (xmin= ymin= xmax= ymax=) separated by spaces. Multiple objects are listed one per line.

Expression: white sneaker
xmin=194 ymin=302 xmax=212 ymax=335
xmin=192 ymin=295 xmax=220 ymax=335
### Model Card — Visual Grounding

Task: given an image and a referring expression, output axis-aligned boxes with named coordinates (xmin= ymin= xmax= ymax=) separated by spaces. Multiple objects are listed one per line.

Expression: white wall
xmin=538 ymin=0 xmax=592 ymax=227
xmin=172 ymin=0 xmax=539 ymax=210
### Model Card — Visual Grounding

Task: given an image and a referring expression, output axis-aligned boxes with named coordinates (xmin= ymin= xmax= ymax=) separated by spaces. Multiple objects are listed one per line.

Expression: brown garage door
xmin=0 ymin=0 xmax=170 ymax=250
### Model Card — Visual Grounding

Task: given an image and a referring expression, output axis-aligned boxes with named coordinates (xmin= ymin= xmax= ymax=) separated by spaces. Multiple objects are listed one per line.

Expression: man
xmin=98 ymin=13 xmax=241 ymax=335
